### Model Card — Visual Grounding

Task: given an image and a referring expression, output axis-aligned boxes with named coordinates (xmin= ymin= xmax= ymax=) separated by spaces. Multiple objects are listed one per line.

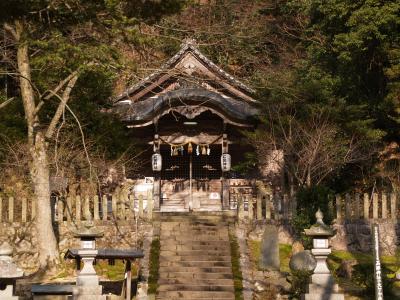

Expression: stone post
xmin=256 ymin=194 xmax=262 ymax=220
xmin=303 ymin=209 xmax=344 ymax=300
xmin=0 ymin=242 xmax=23 ymax=300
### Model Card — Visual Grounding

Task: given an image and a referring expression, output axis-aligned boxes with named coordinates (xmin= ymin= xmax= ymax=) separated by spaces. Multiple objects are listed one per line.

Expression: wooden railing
xmin=0 ymin=191 xmax=398 ymax=224
xmin=235 ymin=192 xmax=399 ymax=222
xmin=0 ymin=191 xmax=154 ymax=224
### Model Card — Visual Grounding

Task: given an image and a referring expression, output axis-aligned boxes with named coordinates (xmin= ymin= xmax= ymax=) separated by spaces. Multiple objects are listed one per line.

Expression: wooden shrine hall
xmin=113 ymin=39 xmax=259 ymax=212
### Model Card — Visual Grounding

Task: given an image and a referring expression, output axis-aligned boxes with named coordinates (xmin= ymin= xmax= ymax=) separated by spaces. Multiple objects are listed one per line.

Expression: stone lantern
xmin=0 ymin=242 xmax=23 ymax=300
xmin=302 ymin=209 xmax=344 ymax=300
xmin=72 ymin=222 xmax=106 ymax=300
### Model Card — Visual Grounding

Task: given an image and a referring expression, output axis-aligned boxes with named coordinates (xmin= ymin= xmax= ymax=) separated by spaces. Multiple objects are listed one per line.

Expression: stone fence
xmin=236 ymin=191 xmax=399 ymax=222
xmin=0 ymin=191 xmax=154 ymax=224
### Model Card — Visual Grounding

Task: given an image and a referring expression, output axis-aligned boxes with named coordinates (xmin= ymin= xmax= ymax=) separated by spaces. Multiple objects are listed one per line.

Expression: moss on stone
xmin=148 ymin=238 xmax=160 ymax=295
xmin=229 ymin=233 xmax=244 ymax=300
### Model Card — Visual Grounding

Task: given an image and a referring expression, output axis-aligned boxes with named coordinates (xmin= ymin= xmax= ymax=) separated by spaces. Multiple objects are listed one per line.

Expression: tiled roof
xmin=113 ymin=39 xmax=255 ymax=103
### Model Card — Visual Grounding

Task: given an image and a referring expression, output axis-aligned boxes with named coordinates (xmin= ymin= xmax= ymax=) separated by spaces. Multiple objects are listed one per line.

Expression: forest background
xmin=0 ymin=0 xmax=399 ymax=265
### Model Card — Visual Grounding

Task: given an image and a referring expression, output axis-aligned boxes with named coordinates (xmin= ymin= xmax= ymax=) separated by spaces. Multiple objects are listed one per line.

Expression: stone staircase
xmin=156 ymin=213 xmax=236 ymax=300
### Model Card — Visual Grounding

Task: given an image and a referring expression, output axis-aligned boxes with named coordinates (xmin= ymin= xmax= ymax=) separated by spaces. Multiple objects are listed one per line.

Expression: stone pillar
xmin=303 ymin=210 xmax=344 ymax=300
xmin=153 ymin=174 xmax=161 ymax=210
xmin=221 ymin=133 xmax=230 ymax=210
xmin=222 ymin=177 xmax=230 ymax=210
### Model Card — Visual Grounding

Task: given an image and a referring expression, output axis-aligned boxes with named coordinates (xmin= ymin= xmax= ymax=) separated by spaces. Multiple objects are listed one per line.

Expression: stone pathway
xmin=156 ymin=213 xmax=236 ymax=300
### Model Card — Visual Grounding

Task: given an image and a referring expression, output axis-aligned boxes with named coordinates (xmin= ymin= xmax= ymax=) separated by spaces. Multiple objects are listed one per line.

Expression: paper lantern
xmin=152 ymin=153 xmax=162 ymax=171
xmin=221 ymin=153 xmax=231 ymax=172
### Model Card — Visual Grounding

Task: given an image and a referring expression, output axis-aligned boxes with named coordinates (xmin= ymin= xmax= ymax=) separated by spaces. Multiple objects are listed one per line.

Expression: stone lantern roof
xmin=304 ymin=209 xmax=335 ymax=238
xmin=73 ymin=222 xmax=104 ymax=239
xmin=0 ymin=242 xmax=23 ymax=279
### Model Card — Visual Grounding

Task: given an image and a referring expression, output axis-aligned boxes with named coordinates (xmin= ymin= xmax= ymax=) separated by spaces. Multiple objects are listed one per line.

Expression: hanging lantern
xmin=201 ymin=145 xmax=207 ymax=155
xmin=152 ymin=153 xmax=162 ymax=171
xmin=221 ymin=153 xmax=231 ymax=172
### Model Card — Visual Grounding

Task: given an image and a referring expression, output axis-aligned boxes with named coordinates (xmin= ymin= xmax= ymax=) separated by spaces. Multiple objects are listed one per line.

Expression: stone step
xmin=160 ymin=240 xmax=230 ymax=246
xmin=158 ymin=278 xmax=234 ymax=286
xmin=158 ymin=284 xmax=234 ymax=292
xmin=160 ymin=244 xmax=231 ymax=252
xmin=160 ymin=236 xmax=230 ymax=242
xmin=159 ymin=266 xmax=232 ymax=273
xmin=160 ymin=250 xmax=231 ymax=257
xmin=160 ymin=254 xmax=231 ymax=262
xmin=160 ymin=260 xmax=232 ymax=268
xmin=159 ymin=272 xmax=233 ymax=280
xmin=156 ymin=290 xmax=235 ymax=299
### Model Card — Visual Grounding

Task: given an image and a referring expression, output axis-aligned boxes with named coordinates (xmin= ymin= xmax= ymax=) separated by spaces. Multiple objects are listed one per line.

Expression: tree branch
xmin=45 ymin=73 xmax=79 ymax=139
xmin=34 ymin=70 xmax=80 ymax=115
xmin=4 ymin=23 xmax=18 ymax=40
xmin=0 ymin=97 xmax=15 ymax=109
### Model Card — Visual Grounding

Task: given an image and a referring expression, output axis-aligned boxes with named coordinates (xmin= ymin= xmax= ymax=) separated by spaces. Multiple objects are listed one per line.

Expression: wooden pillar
xmin=0 ymin=196 xmax=2 ymax=222
xmin=335 ymin=195 xmax=342 ymax=222
xmin=128 ymin=194 xmax=135 ymax=220
xmin=76 ymin=195 xmax=81 ymax=222
xmin=94 ymin=195 xmax=100 ymax=220
xmin=84 ymin=196 xmax=91 ymax=221
xmin=265 ymin=194 xmax=271 ymax=220
xmin=238 ymin=196 xmax=245 ymax=220
xmin=112 ymin=193 xmax=117 ymax=219
xmin=66 ymin=196 xmax=72 ymax=223
xmin=256 ymin=194 xmax=262 ymax=220
xmin=31 ymin=199 xmax=36 ymax=220
xmin=248 ymin=197 xmax=253 ymax=220
xmin=102 ymin=195 xmax=108 ymax=221
xmin=138 ymin=194 xmax=143 ymax=218
xmin=345 ymin=194 xmax=351 ymax=219
xmin=8 ymin=197 xmax=13 ymax=223
xmin=373 ymin=193 xmax=379 ymax=219
xmin=354 ymin=193 xmax=360 ymax=219
xmin=391 ymin=193 xmax=397 ymax=220
xmin=382 ymin=193 xmax=388 ymax=219
xmin=273 ymin=194 xmax=281 ymax=220
xmin=22 ymin=198 xmax=27 ymax=223
xmin=363 ymin=193 xmax=369 ymax=219
xmin=147 ymin=190 xmax=153 ymax=220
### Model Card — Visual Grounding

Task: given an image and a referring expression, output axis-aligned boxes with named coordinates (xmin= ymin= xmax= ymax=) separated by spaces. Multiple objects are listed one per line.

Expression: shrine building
xmin=113 ymin=39 xmax=259 ymax=212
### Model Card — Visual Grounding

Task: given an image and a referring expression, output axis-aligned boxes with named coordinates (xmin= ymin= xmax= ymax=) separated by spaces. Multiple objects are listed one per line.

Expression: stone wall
xmin=0 ymin=220 xmax=151 ymax=275
xmin=331 ymin=220 xmax=399 ymax=256
xmin=242 ymin=219 xmax=399 ymax=256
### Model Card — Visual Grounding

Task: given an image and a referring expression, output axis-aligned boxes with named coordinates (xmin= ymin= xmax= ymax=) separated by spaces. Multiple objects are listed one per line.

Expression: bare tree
xmin=250 ymin=105 xmax=374 ymax=188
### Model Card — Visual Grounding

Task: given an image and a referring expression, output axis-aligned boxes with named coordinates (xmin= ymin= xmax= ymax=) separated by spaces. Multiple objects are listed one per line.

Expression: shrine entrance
xmin=160 ymin=144 xmax=222 ymax=211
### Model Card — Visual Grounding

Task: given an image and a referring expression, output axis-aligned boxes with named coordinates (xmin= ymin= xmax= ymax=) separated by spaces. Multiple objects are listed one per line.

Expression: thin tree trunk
xmin=15 ymin=20 xmax=59 ymax=267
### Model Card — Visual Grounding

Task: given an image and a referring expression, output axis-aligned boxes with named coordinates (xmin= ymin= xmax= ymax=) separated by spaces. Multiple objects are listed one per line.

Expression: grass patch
xmin=229 ymin=233 xmax=244 ymax=300
xmin=52 ymin=259 xmax=137 ymax=281
xmin=248 ymin=240 xmax=292 ymax=272
xmin=148 ymin=238 xmax=160 ymax=295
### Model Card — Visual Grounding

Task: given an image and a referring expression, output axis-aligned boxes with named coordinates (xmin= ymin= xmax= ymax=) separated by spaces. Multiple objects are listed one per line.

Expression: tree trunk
xmin=15 ymin=20 xmax=59 ymax=267
xmin=30 ymin=132 xmax=59 ymax=267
